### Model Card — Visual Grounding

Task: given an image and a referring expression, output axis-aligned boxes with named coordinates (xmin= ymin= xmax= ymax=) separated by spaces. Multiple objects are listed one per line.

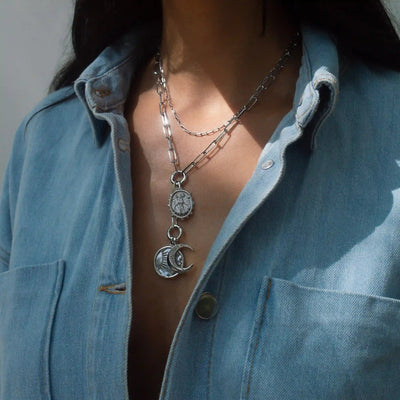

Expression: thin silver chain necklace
xmin=156 ymin=32 xmax=300 ymax=137
xmin=153 ymin=32 xmax=300 ymax=279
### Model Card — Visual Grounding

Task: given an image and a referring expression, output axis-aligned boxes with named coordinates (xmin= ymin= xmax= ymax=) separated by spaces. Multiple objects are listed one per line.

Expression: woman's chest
xmin=127 ymin=120 xmax=267 ymax=398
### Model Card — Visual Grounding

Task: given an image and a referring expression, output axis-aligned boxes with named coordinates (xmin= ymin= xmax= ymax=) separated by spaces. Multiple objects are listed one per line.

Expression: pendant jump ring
xmin=167 ymin=224 xmax=183 ymax=242
xmin=170 ymin=170 xmax=186 ymax=185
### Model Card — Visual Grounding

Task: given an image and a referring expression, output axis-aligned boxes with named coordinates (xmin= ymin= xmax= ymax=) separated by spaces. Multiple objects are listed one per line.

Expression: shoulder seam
xmin=23 ymin=89 xmax=76 ymax=139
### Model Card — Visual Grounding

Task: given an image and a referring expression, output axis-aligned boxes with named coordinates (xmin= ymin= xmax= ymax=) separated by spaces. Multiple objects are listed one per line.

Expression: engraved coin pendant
xmin=168 ymin=189 xmax=194 ymax=219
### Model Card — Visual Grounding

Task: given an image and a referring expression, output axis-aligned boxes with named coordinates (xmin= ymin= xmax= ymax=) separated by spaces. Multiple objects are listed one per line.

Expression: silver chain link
xmin=155 ymin=31 xmax=300 ymax=138
xmin=154 ymin=31 xmax=300 ymax=173
xmin=154 ymin=32 xmax=301 ymax=276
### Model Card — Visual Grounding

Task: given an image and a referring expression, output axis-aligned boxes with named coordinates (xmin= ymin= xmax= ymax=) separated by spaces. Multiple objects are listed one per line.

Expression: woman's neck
xmin=159 ymin=0 xmax=301 ymax=110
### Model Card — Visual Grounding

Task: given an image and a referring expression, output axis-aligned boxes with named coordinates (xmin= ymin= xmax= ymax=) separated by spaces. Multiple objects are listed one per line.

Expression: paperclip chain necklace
xmin=153 ymin=32 xmax=300 ymax=278
xmin=157 ymin=32 xmax=300 ymax=138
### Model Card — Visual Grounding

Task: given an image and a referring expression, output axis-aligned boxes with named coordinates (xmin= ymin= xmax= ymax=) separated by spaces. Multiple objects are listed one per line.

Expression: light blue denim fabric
xmin=1 ymin=21 xmax=400 ymax=400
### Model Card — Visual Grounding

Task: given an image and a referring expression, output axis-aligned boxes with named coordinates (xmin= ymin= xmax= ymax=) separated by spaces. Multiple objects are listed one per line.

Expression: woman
xmin=1 ymin=0 xmax=400 ymax=399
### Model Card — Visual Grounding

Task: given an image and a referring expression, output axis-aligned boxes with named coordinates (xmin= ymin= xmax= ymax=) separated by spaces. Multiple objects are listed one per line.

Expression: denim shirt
xmin=1 ymin=21 xmax=400 ymax=400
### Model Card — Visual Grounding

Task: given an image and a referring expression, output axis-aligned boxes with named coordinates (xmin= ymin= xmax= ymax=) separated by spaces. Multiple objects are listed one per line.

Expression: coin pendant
xmin=168 ymin=189 xmax=194 ymax=219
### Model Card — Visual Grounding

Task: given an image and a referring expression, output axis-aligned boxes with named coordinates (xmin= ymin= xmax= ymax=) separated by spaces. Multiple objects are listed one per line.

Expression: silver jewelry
xmin=153 ymin=32 xmax=301 ymax=278
xmin=155 ymin=31 xmax=300 ymax=137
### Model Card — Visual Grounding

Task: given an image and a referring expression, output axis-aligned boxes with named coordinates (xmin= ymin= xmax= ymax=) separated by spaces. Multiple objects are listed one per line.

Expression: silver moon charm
xmin=168 ymin=189 xmax=194 ymax=219
xmin=154 ymin=244 xmax=194 ymax=278
xmin=168 ymin=244 xmax=194 ymax=272
xmin=154 ymin=246 xmax=179 ymax=278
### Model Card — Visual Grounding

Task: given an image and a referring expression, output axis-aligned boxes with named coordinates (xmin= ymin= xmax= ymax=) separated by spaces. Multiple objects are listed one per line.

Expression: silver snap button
xmin=261 ymin=159 xmax=274 ymax=170
xmin=118 ymin=138 xmax=130 ymax=152
xmin=195 ymin=292 xmax=218 ymax=320
xmin=93 ymin=88 xmax=111 ymax=98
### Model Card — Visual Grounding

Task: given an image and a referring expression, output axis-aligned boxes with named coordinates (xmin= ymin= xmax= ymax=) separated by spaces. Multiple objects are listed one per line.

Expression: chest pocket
xmin=241 ymin=276 xmax=400 ymax=400
xmin=0 ymin=260 xmax=65 ymax=400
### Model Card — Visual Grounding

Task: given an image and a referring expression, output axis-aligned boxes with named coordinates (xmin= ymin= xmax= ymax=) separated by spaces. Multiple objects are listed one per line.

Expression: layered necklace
xmin=153 ymin=32 xmax=300 ymax=278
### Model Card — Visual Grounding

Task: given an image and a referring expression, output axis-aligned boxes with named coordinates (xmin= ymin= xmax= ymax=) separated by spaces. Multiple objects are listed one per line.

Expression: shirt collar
xmin=74 ymin=22 xmax=340 ymax=149
xmin=74 ymin=21 xmax=160 ymax=147
xmin=294 ymin=24 xmax=340 ymax=150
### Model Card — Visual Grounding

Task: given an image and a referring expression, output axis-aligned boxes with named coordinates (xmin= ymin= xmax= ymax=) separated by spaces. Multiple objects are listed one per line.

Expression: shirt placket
xmin=83 ymin=80 xmax=134 ymax=400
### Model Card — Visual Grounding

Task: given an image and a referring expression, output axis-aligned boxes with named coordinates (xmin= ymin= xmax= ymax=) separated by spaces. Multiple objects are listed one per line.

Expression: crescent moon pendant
xmin=154 ymin=246 xmax=179 ymax=278
xmin=168 ymin=244 xmax=194 ymax=272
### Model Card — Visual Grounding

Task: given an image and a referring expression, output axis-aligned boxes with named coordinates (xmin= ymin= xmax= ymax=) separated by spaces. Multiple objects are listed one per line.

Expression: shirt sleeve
xmin=0 ymin=169 xmax=11 ymax=272
xmin=0 ymin=119 xmax=28 ymax=272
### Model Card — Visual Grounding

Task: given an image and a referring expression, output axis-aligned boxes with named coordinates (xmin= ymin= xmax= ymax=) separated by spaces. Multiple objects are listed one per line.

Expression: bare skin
xmin=125 ymin=0 xmax=302 ymax=398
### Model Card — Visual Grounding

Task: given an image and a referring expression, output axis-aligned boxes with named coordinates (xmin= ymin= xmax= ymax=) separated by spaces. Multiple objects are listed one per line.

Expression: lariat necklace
xmin=153 ymin=32 xmax=300 ymax=278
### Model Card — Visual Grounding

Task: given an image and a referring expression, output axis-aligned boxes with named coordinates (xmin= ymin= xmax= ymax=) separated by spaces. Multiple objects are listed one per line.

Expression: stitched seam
xmin=296 ymin=86 xmax=319 ymax=122
xmin=23 ymin=91 xmax=76 ymax=139
xmin=297 ymin=72 xmax=337 ymax=124
xmin=83 ymin=37 xmax=159 ymax=112
xmin=295 ymin=34 xmax=317 ymax=122
xmin=101 ymin=107 xmax=134 ymax=400
xmin=273 ymin=277 xmax=400 ymax=304
xmin=79 ymin=53 xmax=135 ymax=84
xmin=79 ymin=26 xmax=160 ymax=83
xmin=42 ymin=260 xmax=64 ymax=399
xmin=91 ymin=98 xmax=127 ymax=113
xmin=245 ymin=278 xmax=272 ymax=400
xmin=206 ymin=257 xmax=227 ymax=400
xmin=86 ymin=274 xmax=102 ymax=398
xmin=84 ymin=56 xmax=136 ymax=112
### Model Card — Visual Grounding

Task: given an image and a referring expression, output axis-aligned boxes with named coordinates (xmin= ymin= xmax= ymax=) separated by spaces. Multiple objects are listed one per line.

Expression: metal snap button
xmin=118 ymin=138 xmax=130 ymax=152
xmin=195 ymin=292 xmax=218 ymax=320
xmin=261 ymin=159 xmax=274 ymax=170
xmin=93 ymin=87 xmax=111 ymax=98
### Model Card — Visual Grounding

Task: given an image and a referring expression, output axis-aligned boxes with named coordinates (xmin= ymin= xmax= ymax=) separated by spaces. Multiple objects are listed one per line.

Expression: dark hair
xmin=49 ymin=0 xmax=400 ymax=93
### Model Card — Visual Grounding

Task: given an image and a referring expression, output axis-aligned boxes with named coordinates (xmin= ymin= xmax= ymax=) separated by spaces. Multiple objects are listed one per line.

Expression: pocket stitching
xmin=272 ymin=276 xmax=400 ymax=305
xmin=0 ymin=259 xmax=65 ymax=399
xmin=42 ymin=260 xmax=65 ymax=399
xmin=244 ymin=278 xmax=272 ymax=400
xmin=243 ymin=276 xmax=400 ymax=399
